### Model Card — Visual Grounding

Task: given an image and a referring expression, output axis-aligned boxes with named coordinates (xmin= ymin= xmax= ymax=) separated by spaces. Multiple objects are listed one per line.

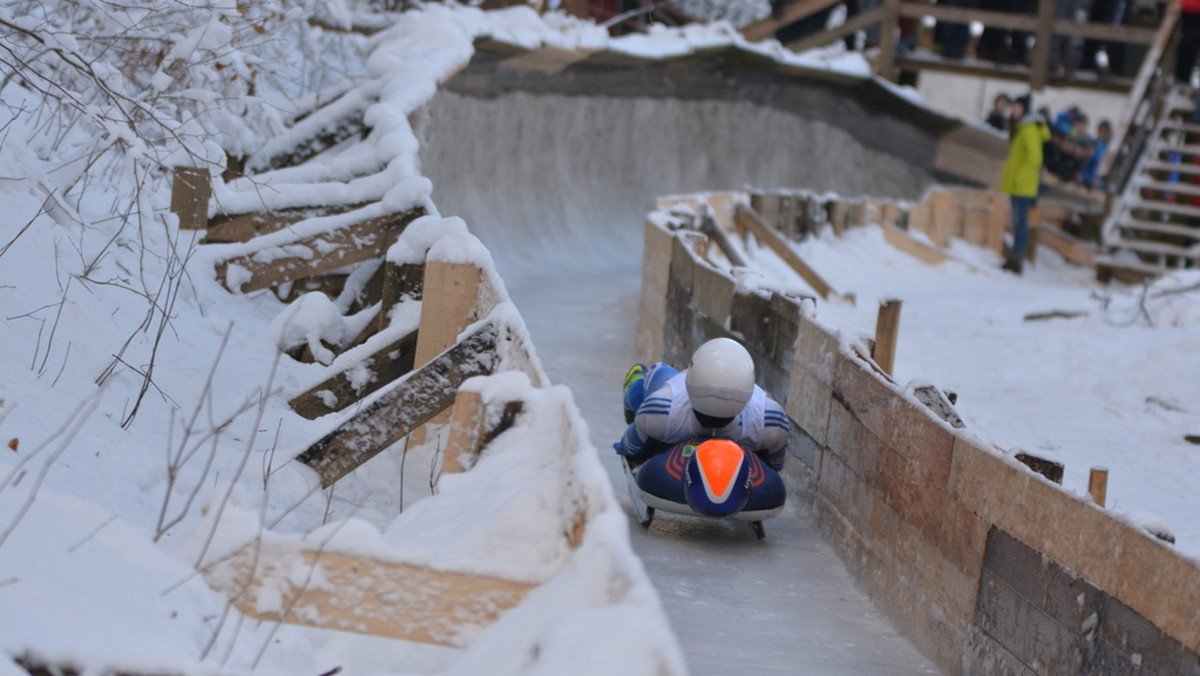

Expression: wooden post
xmin=873 ymin=299 xmax=902 ymax=376
xmin=170 ymin=166 xmax=210 ymax=230
xmin=1028 ymin=0 xmax=1056 ymax=91
xmin=875 ymin=0 xmax=901 ymax=82
xmin=296 ymin=321 xmax=500 ymax=487
xmin=1088 ymin=466 xmax=1109 ymax=507
xmin=410 ymin=260 xmax=488 ymax=444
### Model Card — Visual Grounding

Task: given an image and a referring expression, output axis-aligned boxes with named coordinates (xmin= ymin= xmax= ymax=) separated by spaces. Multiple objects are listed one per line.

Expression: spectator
xmin=978 ymin=0 xmax=1036 ymax=64
xmin=1049 ymin=0 xmax=1091 ymax=77
xmin=1081 ymin=119 xmax=1111 ymax=189
xmin=1082 ymin=0 xmax=1128 ymax=75
xmin=999 ymin=93 xmax=1050 ymax=274
xmin=936 ymin=0 xmax=981 ymax=59
xmin=986 ymin=93 xmax=1011 ymax=131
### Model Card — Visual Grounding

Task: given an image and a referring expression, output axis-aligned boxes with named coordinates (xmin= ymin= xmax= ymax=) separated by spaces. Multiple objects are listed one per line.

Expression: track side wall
xmin=640 ymin=211 xmax=1200 ymax=676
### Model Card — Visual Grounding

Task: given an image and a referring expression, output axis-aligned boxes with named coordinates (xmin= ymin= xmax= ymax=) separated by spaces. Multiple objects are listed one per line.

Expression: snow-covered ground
xmin=2 ymin=3 xmax=1198 ymax=676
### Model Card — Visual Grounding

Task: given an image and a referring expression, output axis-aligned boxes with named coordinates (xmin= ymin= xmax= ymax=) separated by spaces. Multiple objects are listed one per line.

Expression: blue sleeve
xmin=759 ymin=403 xmax=791 ymax=471
xmin=615 ymin=422 xmax=651 ymax=459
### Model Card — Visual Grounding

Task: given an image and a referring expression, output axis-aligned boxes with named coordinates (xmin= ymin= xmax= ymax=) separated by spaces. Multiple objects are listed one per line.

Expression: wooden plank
xmin=700 ymin=215 xmax=748 ymax=268
xmin=1088 ymin=467 xmax=1108 ymax=507
xmin=1051 ymin=18 xmax=1156 ymax=44
xmin=205 ymin=542 xmax=534 ymax=648
xmin=170 ymin=167 xmax=211 ymax=230
xmin=259 ymin=108 xmax=366 ymax=172
xmin=896 ymin=3 xmax=1038 ymax=32
xmin=206 ymin=203 xmax=368 ymax=243
xmin=987 ymin=192 xmax=1009 ymax=254
xmin=927 ymin=189 xmax=954 ymax=248
xmin=1035 ymin=225 xmax=1096 ymax=268
xmin=894 ymin=50 xmax=1134 ymax=92
xmin=873 ymin=299 xmax=902 ymax=377
xmin=1028 ymin=0 xmax=1056 ymax=91
xmin=874 ymin=0 xmax=901 ymax=82
xmin=296 ymin=320 xmax=500 ymax=487
xmin=215 ymin=207 xmax=423 ymax=293
xmin=741 ymin=0 xmax=842 ymax=42
xmin=734 ymin=204 xmax=835 ymax=299
xmin=288 ymin=329 xmax=419 ymax=420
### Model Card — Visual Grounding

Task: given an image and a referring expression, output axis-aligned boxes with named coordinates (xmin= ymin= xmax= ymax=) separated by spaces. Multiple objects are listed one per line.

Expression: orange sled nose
xmin=694 ymin=439 xmax=745 ymax=500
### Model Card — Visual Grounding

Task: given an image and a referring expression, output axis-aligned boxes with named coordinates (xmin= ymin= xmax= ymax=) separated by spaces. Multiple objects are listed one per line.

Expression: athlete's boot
xmin=622 ymin=363 xmax=646 ymax=424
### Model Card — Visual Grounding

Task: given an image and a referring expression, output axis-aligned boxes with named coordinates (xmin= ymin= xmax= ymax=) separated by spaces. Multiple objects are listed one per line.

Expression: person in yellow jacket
xmin=999 ymin=93 xmax=1051 ymax=274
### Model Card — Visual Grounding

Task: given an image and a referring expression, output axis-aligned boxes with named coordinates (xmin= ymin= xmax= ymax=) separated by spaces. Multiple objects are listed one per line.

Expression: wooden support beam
xmin=1034 ymin=224 xmax=1096 ymax=268
xmin=785 ymin=6 xmax=885 ymax=54
xmin=345 ymin=259 xmax=425 ymax=347
xmin=874 ymin=0 xmax=901 ymax=82
xmin=206 ymin=203 xmax=368 ymax=244
xmin=700 ymin=214 xmax=748 ymax=268
xmin=897 ymin=3 xmax=1039 ymax=32
xmin=215 ymin=207 xmax=424 ymax=294
xmin=1028 ymin=0 xmax=1056 ymax=91
xmin=741 ymin=0 xmax=842 ymax=42
xmin=258 ymin=109 xmax=366 ymax=172
xmin=204 ymin=542 xmax=534 ymax=648
xmin=880 ymin=222 xmax=951 ymax=265
xmin=296 ymin=320 xmax=500 ymax=487
xmin=170 ymin=167 xmax=211 ymax=230
xmin=734 ymin=204 xmax=836 ymax=299
xmin=288 ymin=329 xmax=419 ymax=420
xmin=873 ymin=298 xmax=902 ymax=376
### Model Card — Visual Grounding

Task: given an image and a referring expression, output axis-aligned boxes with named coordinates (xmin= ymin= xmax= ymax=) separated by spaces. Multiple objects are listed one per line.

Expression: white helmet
xmin=685 ymin=338 xmax=755 ymax=419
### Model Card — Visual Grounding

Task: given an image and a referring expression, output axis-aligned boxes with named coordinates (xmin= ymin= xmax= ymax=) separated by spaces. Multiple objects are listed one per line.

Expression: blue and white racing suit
xmin=616 ymin=363 xmax=790 ymax=512
xmin=617 ymin=364 xmax=790 ymax=470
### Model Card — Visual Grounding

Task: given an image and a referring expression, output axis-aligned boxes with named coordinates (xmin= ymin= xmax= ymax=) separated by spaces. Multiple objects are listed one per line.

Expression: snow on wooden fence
xmin=640 ymin=189 xmax=1200 ymax=675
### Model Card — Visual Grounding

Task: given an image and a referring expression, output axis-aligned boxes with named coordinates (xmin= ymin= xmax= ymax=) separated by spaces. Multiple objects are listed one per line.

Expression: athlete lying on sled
xmin=614 ymin=338 xmax=788 ymax=537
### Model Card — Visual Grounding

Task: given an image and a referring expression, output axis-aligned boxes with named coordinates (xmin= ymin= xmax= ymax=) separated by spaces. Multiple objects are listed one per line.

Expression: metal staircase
xmin=1098 ymin=88 xmax=1200 ymax=280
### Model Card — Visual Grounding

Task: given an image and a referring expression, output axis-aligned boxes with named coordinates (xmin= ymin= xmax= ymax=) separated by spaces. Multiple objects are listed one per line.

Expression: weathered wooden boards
xmin=214 ymin=207 xmax=425 ymax=294
xmin=287 ymin=329 xmax=419 ymax=420
xmin=734 ymin=203 xmax=837 ymax=299
xmin=204 ymin=542 xmax=534 ymax=648
xmin=296 ymin=319 xmax=500 ymax=488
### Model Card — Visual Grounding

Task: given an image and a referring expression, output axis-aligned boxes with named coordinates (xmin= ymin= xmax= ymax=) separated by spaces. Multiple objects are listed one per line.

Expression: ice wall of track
xmin=415 ymin=87 xmax=936 ymax=277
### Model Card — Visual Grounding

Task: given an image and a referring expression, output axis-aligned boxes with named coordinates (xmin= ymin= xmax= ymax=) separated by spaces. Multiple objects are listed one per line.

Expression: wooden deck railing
xmin=741 ymin=0 xmax=1171 ymax=92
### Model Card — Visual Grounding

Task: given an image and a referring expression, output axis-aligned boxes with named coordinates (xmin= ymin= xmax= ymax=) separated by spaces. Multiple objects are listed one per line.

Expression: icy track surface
xmin=503 ymin=261 xmax=938 ymax=676
xmin=418 ymin=90 xmax=939 ymax=674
